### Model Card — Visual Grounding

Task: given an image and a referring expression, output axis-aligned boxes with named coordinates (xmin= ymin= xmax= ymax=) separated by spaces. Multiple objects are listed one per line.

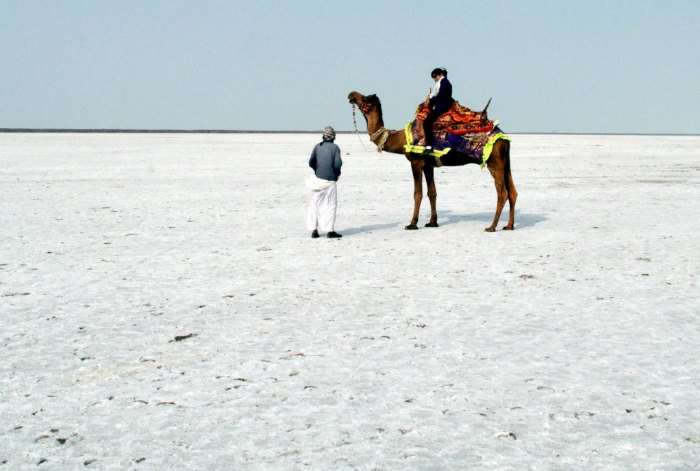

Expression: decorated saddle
xmin=404 ymin=101 xmax=509 ymax=167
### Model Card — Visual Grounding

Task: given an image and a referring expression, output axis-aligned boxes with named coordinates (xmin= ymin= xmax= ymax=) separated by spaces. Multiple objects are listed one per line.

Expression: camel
xmin=347 ymin=91 xmax=517 ymax=232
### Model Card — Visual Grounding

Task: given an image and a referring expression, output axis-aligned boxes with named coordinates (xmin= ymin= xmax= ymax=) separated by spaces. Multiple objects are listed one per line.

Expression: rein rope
xmin=351 ymin=104 xmax=370 ymax=152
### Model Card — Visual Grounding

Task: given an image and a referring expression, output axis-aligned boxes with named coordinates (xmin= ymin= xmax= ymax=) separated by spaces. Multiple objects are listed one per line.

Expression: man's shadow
xmin=342 ymin=221 xmax=402 ymax=236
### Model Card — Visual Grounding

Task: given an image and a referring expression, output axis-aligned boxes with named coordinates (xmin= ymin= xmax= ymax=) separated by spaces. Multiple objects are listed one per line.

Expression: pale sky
xmin=2 ymin=0 xmax=699 ymax=133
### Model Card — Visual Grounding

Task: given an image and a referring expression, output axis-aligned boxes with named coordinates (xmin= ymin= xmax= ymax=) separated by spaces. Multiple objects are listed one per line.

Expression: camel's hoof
xmin=502 ymin=225 xmax=515 ymax=231
xmin=405 ymin=224 xmax=419 ymax=230
xmin=425 ymin=222 xmax=439 ymax=228
xmin=484 ymin=227 xmax=496 ymax=233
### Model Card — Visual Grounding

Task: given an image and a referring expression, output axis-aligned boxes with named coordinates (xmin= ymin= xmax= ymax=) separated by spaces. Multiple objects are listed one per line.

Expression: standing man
xmin=418 ymin=67 xmax=454 ymax=148
xmin=306 ymin=126 xmax=343 ymax=239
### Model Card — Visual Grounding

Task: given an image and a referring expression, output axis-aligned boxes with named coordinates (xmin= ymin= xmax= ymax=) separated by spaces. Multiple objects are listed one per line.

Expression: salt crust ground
xmin=1 ymin=133 xmax=699 ymax=470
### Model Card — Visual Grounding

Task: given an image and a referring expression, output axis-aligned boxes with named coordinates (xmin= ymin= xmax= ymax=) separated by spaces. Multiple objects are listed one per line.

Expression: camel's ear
xmin=366 ymin=94 xmax=377 ymax=102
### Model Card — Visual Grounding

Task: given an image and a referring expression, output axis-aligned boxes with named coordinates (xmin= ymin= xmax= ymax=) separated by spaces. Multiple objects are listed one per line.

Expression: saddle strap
xmin=370 ymin=127 xmax=391 ymax=152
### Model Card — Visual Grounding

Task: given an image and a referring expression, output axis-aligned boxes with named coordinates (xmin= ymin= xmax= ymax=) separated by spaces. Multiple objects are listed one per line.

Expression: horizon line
xmin=1 ymin=128 xmax=699 ymax=137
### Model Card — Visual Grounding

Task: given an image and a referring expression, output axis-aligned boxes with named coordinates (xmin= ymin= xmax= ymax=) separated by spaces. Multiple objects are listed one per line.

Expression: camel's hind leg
xmin=502 ymin=140 xmax=517 ymax=230
xmin=503 ymin=171 xmax=518 ymax=230
xmin=485 ymin=140 xmax=510 ymax=232
xmin=485 ymin=167 xmax=508 ymax=232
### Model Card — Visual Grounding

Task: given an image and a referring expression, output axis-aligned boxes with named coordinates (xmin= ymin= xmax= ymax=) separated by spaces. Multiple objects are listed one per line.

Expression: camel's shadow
xmin=342 ymin=211 xmax=545 ymax=236
xmin=439 ymin=210 xmax=547 ymax=229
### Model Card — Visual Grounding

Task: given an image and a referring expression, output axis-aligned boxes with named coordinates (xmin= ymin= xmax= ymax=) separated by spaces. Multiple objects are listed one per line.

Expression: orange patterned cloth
xmin=414 ymin=101 xmax=495 ymax=136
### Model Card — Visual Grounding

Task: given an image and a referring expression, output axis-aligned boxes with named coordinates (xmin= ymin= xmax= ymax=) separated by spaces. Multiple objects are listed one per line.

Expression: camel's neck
xmin=365 ymin=110 xmax=405 ymax=155
xmin=365 ymin=110 xmax=384 ymax=135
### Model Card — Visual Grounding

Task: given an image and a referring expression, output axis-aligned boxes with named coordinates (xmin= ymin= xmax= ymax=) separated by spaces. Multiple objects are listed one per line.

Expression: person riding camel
xmin=418 ymin=67 xmax=454 ymax=148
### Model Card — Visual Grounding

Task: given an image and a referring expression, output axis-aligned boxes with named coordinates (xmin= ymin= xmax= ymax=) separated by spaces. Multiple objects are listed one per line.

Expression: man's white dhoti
xmin=306 ymin=176 xmax=337 ymax=233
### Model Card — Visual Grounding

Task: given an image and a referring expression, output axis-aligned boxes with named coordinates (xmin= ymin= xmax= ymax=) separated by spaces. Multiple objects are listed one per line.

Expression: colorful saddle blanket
xmin=404 ymin=101 xmax=510 ymax=167
xmin=415 ymin=101 xmax=494 ymax=135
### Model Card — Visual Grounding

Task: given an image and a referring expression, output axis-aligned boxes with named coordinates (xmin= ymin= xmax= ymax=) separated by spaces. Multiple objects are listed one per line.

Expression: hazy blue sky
xmin=2 ymin=0 xmax=699 ymax=133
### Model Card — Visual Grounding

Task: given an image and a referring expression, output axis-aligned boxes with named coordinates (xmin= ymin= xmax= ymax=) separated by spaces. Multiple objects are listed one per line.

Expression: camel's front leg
xmin=423 ymin=164 xmax=438 ymax=227
xmin=406 ymin=159 xmax=424 ymax=230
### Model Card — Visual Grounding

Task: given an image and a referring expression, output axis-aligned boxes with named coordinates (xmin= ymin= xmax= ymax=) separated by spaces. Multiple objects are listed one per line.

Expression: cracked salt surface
xmin=1 ymin=133 xmax=699 ymax=469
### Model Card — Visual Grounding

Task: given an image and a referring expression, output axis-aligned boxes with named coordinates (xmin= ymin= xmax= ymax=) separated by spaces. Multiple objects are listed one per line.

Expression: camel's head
xmin=347 ymin=91 xmax=382 ymax=116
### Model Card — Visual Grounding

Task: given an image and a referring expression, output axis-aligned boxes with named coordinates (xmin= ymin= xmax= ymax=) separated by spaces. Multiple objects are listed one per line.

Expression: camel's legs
xmin=423 ymin=164 xmax=438 ymax=227
xmin=485 ymin=164 xmax=508 ymax=232
xmin=503 ymin=172 xmax=518 ymax=230
xmin=406 ymin=159 xmax=424 ymax=230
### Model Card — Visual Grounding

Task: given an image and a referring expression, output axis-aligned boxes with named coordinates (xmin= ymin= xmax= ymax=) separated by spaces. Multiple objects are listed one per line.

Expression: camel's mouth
xmin=347 ymin=91 xmax=364 ymax=105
